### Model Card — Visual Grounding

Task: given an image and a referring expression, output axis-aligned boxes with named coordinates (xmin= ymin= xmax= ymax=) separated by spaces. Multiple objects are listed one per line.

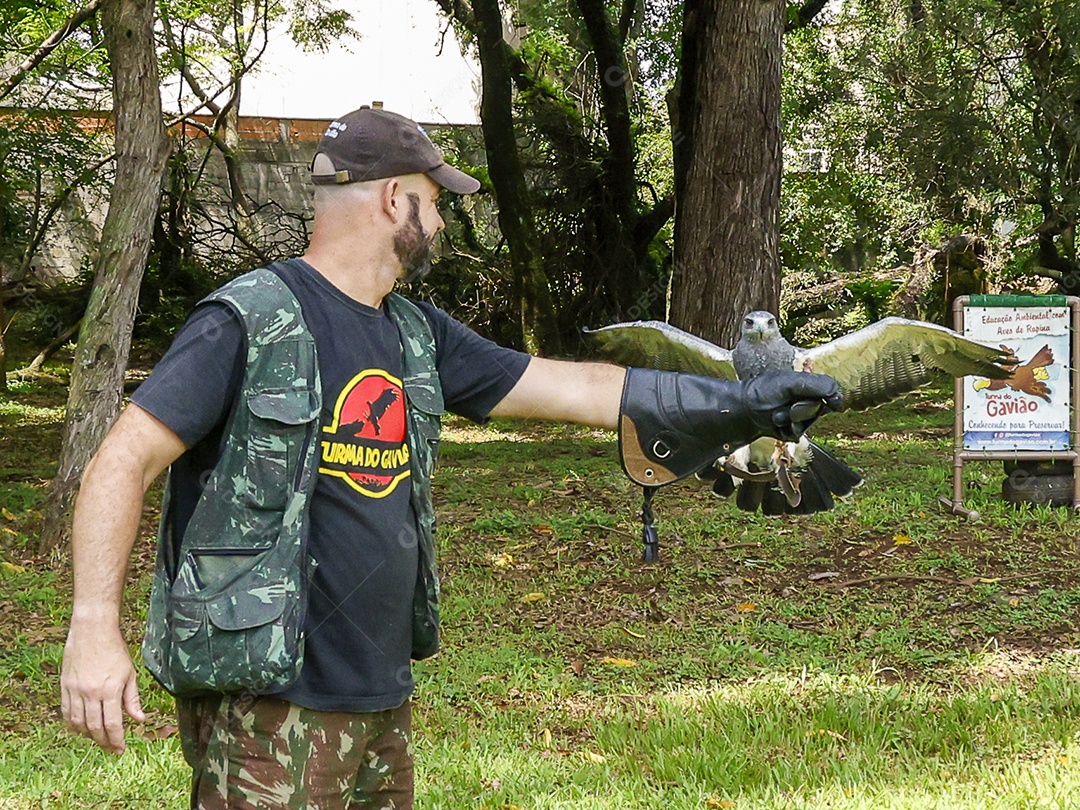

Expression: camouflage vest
xmin=143 ymin=267 xmax=444 ymax=696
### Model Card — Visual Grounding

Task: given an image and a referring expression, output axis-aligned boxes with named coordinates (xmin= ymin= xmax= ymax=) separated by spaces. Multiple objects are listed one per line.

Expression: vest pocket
xmin=165 ymin=547 xmax=305 ymax=694
xmin=244 ymin=386 xmax=320 ymax=510
xmin=403 ymin=374 xmax=444 ymax=478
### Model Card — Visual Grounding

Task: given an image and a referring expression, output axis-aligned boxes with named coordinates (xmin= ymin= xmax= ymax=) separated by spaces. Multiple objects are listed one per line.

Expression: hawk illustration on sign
xmin=972 ymin=344 xmax=1053 ymax=402
xmin=320 ymin=369 xmax=411 ymax=497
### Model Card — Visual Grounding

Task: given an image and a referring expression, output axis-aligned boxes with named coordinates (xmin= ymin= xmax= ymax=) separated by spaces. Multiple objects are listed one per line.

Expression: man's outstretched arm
xmin=489 ymin=357 xmax=843 ymax=485
xmin=60 ymin=404 xmax=186 ymax=754
xmin=488 ymin=357 xmax=626 ymax=428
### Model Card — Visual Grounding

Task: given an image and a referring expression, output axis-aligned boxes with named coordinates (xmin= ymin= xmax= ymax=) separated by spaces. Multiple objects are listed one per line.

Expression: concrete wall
xmin=14 ymin=113 xmax=484 ymax=284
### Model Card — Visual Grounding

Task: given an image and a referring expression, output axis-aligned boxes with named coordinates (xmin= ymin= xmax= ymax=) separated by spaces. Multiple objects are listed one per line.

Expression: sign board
xmin=962 ymin=306 xmax=1072 ymax=451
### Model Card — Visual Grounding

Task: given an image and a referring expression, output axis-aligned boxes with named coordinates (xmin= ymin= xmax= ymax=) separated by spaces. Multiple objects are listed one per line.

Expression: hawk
xmin=588 ymin=311 xmax=1014 ymax=516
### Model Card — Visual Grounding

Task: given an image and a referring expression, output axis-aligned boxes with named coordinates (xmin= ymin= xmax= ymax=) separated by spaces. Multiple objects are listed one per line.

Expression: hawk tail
xmin=793 ymin=442 xmax=863 ymax=514
xmin=719 ymin=441 xmax=862 ymax=516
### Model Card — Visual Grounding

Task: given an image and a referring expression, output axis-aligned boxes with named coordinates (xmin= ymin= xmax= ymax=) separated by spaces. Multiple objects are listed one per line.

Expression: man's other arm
xmin=60 ymin=404 xmax=186 ymax=754
xmin=488 ymin=357 xmax=626 ymax=429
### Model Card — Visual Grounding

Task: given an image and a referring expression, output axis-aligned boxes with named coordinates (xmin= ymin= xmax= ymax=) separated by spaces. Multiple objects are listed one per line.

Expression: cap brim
xmin=428 ymin=162 xmax=481 ymax=194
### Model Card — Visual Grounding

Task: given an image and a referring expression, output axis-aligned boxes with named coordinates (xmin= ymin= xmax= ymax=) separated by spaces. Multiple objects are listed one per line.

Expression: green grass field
xmin=1 ymin=376 xmax=1078 ymax=809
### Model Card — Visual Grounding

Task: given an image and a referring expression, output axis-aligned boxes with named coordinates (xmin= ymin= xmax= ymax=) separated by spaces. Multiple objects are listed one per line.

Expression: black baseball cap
xmin=310 ymin=105 xmax=480 ymax=194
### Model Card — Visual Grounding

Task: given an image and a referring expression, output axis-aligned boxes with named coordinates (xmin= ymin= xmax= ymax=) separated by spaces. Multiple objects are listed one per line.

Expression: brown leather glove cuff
xmin=618 ymin=368 xmax=754 ymax=487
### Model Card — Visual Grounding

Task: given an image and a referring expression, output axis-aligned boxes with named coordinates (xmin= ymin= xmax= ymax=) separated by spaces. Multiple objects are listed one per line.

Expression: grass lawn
xmin=1 ymin=374 xmax=1078 ymax=809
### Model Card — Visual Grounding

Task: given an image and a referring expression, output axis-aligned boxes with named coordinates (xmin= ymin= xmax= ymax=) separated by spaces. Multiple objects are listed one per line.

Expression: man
xmin=60 ymin=106 xmax=841 ymax=809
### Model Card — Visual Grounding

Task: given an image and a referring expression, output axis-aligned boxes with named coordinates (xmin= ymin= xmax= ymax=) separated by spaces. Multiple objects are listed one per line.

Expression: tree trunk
xmin=38 ymin=0 xmax=170 ymax=551
xmin=0 ymin=300 xmax=9 ymax=392
xmin=472 ymin=0 xmax=561 ymax=355
xmin=575 ymin=0 xmax=654 ymax=319
xmin=669 ymin=0 xmax=784 ymax=349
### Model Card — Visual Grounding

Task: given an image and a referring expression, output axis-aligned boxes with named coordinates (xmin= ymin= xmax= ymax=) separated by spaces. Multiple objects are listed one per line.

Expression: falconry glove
xmin=618 ymin=368 xmax=844 ymax=486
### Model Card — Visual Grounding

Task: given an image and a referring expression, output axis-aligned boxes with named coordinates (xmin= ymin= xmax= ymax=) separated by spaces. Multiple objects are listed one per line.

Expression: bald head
xmin=312 ymin=174 xmax=441 ymax=220
xmin=312 ymin=179 xmax=382 ymax=218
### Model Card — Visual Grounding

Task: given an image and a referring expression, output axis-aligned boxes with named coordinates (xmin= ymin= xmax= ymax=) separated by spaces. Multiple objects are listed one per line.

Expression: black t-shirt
xmin=132 ymin=258 xmax=531 ymax=711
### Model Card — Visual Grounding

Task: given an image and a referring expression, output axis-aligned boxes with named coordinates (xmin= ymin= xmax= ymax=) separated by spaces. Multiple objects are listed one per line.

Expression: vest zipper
xmin=294 ymin=426 xmax=314 ymax=491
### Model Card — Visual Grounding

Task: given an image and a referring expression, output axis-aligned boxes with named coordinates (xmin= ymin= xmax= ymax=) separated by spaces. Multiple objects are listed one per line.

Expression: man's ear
xmin=380 ymin=178 xmax=401 ymax=222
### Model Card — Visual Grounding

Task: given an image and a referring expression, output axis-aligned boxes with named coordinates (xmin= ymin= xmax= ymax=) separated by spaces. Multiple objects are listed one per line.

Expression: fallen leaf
xmin=541 ymin=728 xmax=552 ymax=748
xmin=705 ymin=800 xmax=736 ymax=809
xmin=599 ymin=657 xmax=637 ymax=667
xmin=1 ymin=528 xmax=19 ymax=538
xmin=1 ymin=561 xmax=26 ymax=573
xmin=490 ymin=553 xmax=514 ymax=568
xmin=736 ymin=602 xmax=756 ymax=612
xmin=808 ymin=571 xmax=840 ymax=581
xmin=893 ymin=534 xmax=913 ymax=546
xmin=532 ymin=524 xmax=554 ymax=535
xmin=1 ymin=507 xmax=15 ymax=521
xmin=570 ymin=660 xmax=584 ymax=675
xmin=143 ymin=723 xmax=178 ymax=741
xmin=979 ymin=577 xmax=1000 ymax=583
xmin=520 ymin=592 xmax=546 ymax=603
xmin=622 ymin=627 xmax=645 ymax=639
xmin=583 ymin=751 xmax=607 ymax=764
xmin=476 ymin=675 xmax=500 ymax=685
xmin=1057 ymin=755 xmax=1069 ymax=764
xmin=1009 ymin=597 xmax=1020 ymax=607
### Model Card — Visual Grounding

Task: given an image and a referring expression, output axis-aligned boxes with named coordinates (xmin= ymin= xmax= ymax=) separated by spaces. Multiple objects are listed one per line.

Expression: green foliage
xmin=286 ymin=0 xmax=355 ymax=53
xmin=0 ymin=110 xmax=109 ymax=278
xmin=432 ymin=0 xmax=677 ymax=351
xmin=781 ymin=0 xmax=1080 ymax=294
xmin=0 ymin=0 xmax=110 ymax=100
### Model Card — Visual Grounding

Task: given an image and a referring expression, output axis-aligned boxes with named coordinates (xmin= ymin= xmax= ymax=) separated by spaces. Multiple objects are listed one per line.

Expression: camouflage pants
xmin=177 ymin=694 xmax=413 ymax=810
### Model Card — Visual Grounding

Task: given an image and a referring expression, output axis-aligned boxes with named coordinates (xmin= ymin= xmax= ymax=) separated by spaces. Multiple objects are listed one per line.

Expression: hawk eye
xmin=744 ymin=318 xmax=753 ymax=327
xmin=768 ymin=318 xmax=775 ymax=327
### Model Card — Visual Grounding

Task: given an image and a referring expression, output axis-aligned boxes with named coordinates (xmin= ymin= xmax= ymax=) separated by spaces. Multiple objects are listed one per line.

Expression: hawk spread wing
xmin=583 ymin=321 xmax=737 ymax=380
xmin=799 ymin=317 xmax=1013 ymax=410
xmin=587 ymin=317 xmax=1011 ymax=412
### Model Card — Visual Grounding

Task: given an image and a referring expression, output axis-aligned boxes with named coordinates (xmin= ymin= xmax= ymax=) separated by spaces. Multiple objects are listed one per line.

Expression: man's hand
xmin=61 ymin=621 xmax=146 ymax=754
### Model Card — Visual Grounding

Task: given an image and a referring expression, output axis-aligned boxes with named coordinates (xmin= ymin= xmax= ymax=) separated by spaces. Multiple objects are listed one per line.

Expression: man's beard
xmin=394 ymin=192 xmax=435 ymax=283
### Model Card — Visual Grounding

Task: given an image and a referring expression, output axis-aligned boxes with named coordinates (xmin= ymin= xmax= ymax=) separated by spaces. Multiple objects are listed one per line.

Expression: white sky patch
xmin=240 ymin=0 xmax=480 ymax=123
